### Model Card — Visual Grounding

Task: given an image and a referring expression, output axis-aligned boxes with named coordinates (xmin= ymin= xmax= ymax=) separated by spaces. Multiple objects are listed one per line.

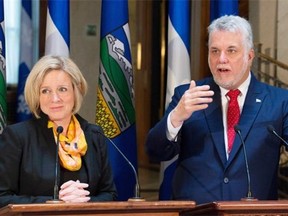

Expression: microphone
xmin=46 ymin=126 xmax=64 ymax=203
xmin=234 ymin=125 xmax=257 ymax=201
xmin=267 ymin=125 xmax=288 ymax=147
xmin=94 ymin=128 xmax=145 ymax=201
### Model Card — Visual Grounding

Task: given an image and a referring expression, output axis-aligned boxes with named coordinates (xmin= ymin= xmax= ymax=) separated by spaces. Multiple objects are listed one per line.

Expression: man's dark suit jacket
xmin=0 ymin=113 xmax=117 ymax=207
xmin=146 ymin=73 xmax=288 ymax=204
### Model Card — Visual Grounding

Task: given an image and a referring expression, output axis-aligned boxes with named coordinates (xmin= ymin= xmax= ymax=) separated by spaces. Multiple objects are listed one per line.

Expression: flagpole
xmin=0 ymin=0 xmax=6 ymax=134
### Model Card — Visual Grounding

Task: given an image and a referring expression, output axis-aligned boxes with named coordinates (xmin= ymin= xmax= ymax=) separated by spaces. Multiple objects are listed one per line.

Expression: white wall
xmin=249 ymin=0 xmax=277 ymax=57
xmin=70 ymin=0 xmax=101 ymax=123
xmin=277 ymin=0 xmax=288 ymax=83
xmin=250 ymin=0 xmax=288 ymax=84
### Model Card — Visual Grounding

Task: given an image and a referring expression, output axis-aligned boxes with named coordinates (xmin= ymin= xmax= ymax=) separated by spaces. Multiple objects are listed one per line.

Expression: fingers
xmin=189 ymin=80 xmax=211 ymax=93
xmin=60 ymin=184 xmax=89 ymax=195
xmin=184 ymin=80 xmax=214 ymax=107
xmin=59 ymin=180 xmax=90 ymax=203
xmin=60 ymin=180 xmax=75 ymax=189
xmin=170 ymin=80 xmax=214 ymax=127
xmin=189 ymin=80 xmax=196 ymax=90
xmin=60 ymin=187 xmax=90 ymax=197
xmin=61 ymin=180 xmax=88 ymax=190
xmin=61 ymin=195 xmax=91 ymax=203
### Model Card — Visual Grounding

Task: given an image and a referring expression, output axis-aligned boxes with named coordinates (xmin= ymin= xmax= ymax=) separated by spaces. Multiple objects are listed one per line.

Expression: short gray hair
xmin=208 ymin=15 xmax=254 ymax=51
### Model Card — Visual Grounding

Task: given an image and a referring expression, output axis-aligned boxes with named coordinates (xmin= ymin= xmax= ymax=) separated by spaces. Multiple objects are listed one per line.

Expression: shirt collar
xmin=220 ymin=72 xmax=251 ymax=97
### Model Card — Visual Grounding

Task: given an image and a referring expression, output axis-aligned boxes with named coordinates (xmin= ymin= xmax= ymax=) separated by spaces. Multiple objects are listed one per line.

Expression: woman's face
xmin=39 ymin=70 xmax=75 ymax=126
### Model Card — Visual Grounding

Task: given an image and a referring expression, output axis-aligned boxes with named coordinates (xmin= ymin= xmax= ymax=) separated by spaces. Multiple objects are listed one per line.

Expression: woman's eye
xmin=41 ymin=89 xmax=50 ymax=94
xmin=58 ymin=87 xmax=68 ymax=92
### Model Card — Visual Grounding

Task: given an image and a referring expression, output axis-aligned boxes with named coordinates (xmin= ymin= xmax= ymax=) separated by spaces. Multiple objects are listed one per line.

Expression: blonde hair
xmin=24 ymin=55 xmax=88 ymax=118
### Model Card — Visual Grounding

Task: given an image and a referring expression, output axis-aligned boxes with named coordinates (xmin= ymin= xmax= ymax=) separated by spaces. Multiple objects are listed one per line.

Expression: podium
xmin=0 ymin=201 xmax=195 ymax=216
xmin=190 ymin=200 xmax=288 ymax=215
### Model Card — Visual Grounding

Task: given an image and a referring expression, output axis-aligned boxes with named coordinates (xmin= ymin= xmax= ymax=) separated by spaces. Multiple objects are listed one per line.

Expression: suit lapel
xmin=227 ymin=74 xmax=267 ymax=165
xmin=204 ymin=81 xmax=227 ymax=167
xmin=204 ymin=75 xmax=267 ymax=167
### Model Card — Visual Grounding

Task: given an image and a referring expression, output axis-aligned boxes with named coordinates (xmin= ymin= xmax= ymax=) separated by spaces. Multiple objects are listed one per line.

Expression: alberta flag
xmin=210 ymin=0 xmax=239 ymax=22
xmin=159 ymin=0 xmax=191 ymax=200
xmin=95 ymin=0 xmax=138 ymax=201
xmin=16 ymin=0 xmax=33 ymax=122
xmin=0 ymin=0 xmax=6 ymax=134
xmin=45 ymin=0 xmax=70 ymax=56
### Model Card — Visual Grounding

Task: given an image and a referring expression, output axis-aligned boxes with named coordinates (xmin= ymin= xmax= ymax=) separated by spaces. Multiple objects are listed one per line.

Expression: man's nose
xmin=219 ymin=51 xmax=228 ymax=63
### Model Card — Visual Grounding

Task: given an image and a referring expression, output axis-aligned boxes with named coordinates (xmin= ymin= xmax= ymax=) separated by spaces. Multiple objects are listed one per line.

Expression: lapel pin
xmin=256 ymin=98 xmax=261 ymax=103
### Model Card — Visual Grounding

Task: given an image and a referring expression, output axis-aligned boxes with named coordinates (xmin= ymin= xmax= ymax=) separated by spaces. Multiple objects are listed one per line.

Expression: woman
xmin=0 ymin=55 xmax=117 ymax=207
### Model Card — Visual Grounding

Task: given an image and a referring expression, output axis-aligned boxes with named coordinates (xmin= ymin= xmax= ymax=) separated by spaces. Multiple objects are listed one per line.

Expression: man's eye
xmin=227 ymin=49 xmax=236 ymax=53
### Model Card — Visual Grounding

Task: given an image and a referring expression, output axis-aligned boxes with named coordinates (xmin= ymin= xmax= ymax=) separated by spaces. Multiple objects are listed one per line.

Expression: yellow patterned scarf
xmin=48 ymin=115 xmax=88 ymax=171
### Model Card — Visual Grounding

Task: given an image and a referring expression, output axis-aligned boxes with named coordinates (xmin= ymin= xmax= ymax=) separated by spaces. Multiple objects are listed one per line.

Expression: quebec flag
xmin=0 ymin=0 xmax=6 ymax=134
xmin=16 ymin=0 xmax=33 ymax=122
xmin=95 ymin=0 xmax=138 ymax=201
xmin=160 ymin=0 xmax=239 ymax=200
xmin=45 ymin=0 xmax=70 ymax=56
xmin=159 ymin=0 xmax=191 ymax=200
xmin=210 ymin=0 xmax=239 ymax=22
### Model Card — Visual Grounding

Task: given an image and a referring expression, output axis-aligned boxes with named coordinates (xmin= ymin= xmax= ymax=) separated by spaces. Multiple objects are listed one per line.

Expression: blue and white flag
xmin=160 ymin=0 xmax=191 ymax=200
xmin=210 ymin=0 xmax=239 ymax=22
xmin=45 ymin=0 xmax=70 ymax=56
xmin=16 ymin=0 xmax=33 ymax=122
xmin=0 ymin=0 xmax=6 ymax=134
xmin=95 ymin=0 xmax=138 ymax=201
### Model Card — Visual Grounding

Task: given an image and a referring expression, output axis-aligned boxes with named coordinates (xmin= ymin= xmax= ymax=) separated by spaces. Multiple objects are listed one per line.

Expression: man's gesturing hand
xmin=170 ymin=80 xmax=214 ymax=128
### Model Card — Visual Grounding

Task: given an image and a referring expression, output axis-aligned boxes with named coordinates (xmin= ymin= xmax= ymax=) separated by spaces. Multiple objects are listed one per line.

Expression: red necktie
xmin=227 ymin=89 xmax=241 ymax=154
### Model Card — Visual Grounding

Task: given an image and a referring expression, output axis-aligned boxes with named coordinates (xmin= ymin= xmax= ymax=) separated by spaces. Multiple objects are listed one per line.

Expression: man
xmin=145 ymin=15 xmax=288 ymax=204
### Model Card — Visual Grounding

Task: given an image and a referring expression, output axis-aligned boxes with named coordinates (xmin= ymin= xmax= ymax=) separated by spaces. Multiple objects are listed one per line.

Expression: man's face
xmin=208 ymin=30 xmax=254 ymax=90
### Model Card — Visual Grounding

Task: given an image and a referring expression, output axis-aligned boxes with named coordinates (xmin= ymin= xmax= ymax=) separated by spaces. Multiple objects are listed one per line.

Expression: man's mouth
xmin=216 ymin=64 xmax=231 ymax=72
xmin=217 ymin=68 xmax=230 ymax=72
